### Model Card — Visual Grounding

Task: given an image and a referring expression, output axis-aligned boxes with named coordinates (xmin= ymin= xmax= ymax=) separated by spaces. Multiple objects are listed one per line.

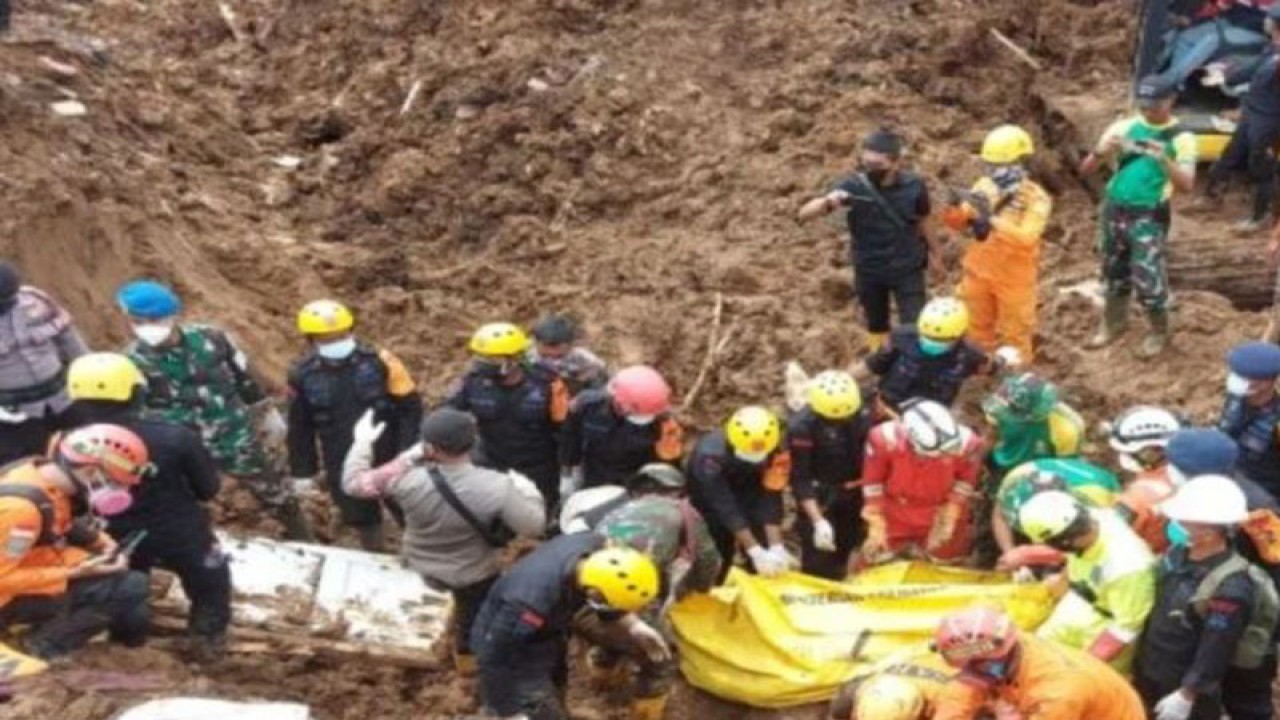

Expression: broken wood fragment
xmin=989 ymin=28 xmax=1042 ymax=71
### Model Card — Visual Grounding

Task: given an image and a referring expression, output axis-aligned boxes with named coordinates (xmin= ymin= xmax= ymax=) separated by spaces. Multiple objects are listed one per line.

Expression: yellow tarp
xmin=670 ymin=562 xmax=1055 ymax=708
xmin=0 ymin=641 xmax=46 ymax=678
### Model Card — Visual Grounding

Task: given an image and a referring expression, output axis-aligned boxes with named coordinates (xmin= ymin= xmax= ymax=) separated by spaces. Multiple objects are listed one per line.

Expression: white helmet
xmin=1161 ymin=474 xmax=1248 ymax=525
xmin=901 ymin=399 xmax=963 ymax=456
xmin=1109 ymin=406 xmax=1182 ymax=454
xmin=558 ymin=485 xmax=628 ymax=534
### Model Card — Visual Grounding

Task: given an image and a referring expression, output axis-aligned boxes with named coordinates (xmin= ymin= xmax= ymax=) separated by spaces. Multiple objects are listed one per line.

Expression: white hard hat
xmin=901 ymin=399 xmax=963 ymax=456
xmin=558 ymin=485 xmax=628 ymax=534
xmin=1109 ymin=405 xmax=1181 ymax=454
xmin=1161 ymin=474 xmax=1248 ymax=525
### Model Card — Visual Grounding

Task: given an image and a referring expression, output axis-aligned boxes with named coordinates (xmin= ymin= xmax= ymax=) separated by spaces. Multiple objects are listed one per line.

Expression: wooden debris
xmin=37 ymin=56 xmax=78 ymax=79
xmin=50 ymin=100 xmax=87 ymax=117
xmin=989 ymin=28 xmax=1042 ymax=71
xmin=399 ymin=79 xmax=423 ymax=117
xmin=218 ymin=1 xmax=248 ymax=44
xmin=682 ymin=293 xmax=736 ymax=410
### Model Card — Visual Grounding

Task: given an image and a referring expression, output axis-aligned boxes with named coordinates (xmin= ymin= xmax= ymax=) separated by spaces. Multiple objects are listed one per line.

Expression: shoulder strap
xmin=1191 ymin=554 xmax=1252 ymax=613
xmin=426 ymin=466 xmax=507 ymax=548
xmin=852 ymin=173 xmax=910 ymax=231
xmin=0 ymin=483 xmax=56 ymax=545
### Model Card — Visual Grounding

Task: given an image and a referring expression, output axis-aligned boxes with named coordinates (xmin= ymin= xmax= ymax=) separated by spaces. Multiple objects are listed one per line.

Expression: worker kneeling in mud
xmin=1135 ymin=475 xmax=1279 ymax=720
xmin=931 ymin=605 xmax=1145 ymax=720
xmin=471 ymin=537 xmax=663 ymax=720
xmin=858 ymin=399 xmax=984 ymax=567
xmin=828 ymin=650 xmax=954 ymax=720
xmin=0 ymin=425 xmax=152 ymax=659
xmin=982 ymin=372 xmax=1084 ymax=479
xmin=559 ymin=463 xmax=721 ymax=720
xmin=1013 ymin=491 xmax=1156 ymax=674
xmin=991 ymin=458 xmax=1120 ymax=555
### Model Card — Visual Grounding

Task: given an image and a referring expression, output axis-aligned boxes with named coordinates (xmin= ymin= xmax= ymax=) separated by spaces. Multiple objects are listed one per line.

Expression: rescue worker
xmin=471 ymin=535 xmax=663 ymax=720
xmin=942 ymin=124 xmax=1053 ymax=361
xmin=116 ymin=279 xmax=313 ymax=541
xmin=862 ymin=297 xmax=1018 ymax=414
xmin=992 ymin=457 xmax=1121 ymax=555
xmin=530 ymin=314 xmax=608 ymax=395
xmin=1201 ymin=5 xmax=1280 ymax=232
xmin=797 ymin=128 xmax=943 ymax=351
xmin=560 ymin=365 xmax=682 ymax=497
xmin=66 ymin=353 xmax=232 ymax=661
xmin=983 ymin=372 xmax=1085 ymax=479
xmin=562 ymin=463 xmax=721 ymax=720
xmin=446 ymin=322 xmax=566 ymax=508
xmin=860 ymin=399 xmax=984 ymax=566
xmin=1109 ymin=405 xmax=1183 ymax=552
xmin=0 ymin=262 xmax=89 ymax=465
xmin=1080 ymin=75 xmax=1196 ymax=357
xmin=0 ymin=425 xmax=152 ymax=659
xmin=932 ymin=605 xmax=1146 ymax=720
xmin=829 ymin=652 xmax=954 ymax=720
xmin=1017 ymin=491 xmax=1157 ymax=673
xmin=1135 ymin=475 xmax=1279 ymax=720
xmin=1218 ymin=341 xmax=1280 ymax=498
xmin=287 ymin=300 xmax=422 ymax=551
xmin=687 ymin=406 xmax=793 ymax=579
xmin=788 ymin=370 xmax=875 ymax=579
xmin=342 ymin=407 xmax=546 ymax=675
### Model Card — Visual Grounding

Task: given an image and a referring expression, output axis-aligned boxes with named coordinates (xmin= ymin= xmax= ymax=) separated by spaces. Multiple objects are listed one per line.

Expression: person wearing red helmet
xmin=559 ymin=365 xmax=684 ymax=498
xmin=932 ymin=605 xmax=1145 ymax=720
xmin=0 ymin=424 xmax=151 ymax=659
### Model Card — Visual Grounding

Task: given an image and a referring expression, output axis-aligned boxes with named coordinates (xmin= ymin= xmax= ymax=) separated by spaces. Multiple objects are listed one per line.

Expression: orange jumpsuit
xmin=0 ymin=462 xmax=104 ymax=608
xmin=1115 ymin=468 xmax=1176 ymax=554
xmin=943 ymin=176 xmax=1052 ymax=361
xmin=933 ymin=634 xmax=1145 ymax=720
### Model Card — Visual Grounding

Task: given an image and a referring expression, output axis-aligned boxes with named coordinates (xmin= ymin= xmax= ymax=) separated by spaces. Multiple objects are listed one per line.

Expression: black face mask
xmin=863 ymin=166 xmax=890 ymax=186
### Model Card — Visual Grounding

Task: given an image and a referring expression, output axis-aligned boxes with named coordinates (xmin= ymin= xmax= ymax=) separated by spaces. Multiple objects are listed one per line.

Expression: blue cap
xmin=1227 ymin=341 xmax=1280 ymax=380
xmin=1166 ymin=428 xmax=1239 ymax=476
xmin=116 ymin=280 xmax=181 ymax=320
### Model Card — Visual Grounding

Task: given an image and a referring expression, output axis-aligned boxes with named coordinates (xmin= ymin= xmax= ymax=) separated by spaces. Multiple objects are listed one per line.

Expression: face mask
xmin=863 ymin=167 xmax=890 ymax=185
xmin=76 ymin=467 xmax=134 ymax=516
xmin=1117 ymin=452 xmax=1144 ymax=474
xmin=989 ymin=165 xmax=1025 ymax=191
xmin=132 ymin=322 xmax=174 ymax=347
xmin=1166 ymin=520 xmax=1191 ymax=547
xmin=626 ymin=414 xmax=656 ymax=426
xmin=970 ymin=659 xmax=1011 ymax=681
xmin=317 ymin=337 xmax=357 ymax=360
xmin=1166 ymin=464 xmax=1188 ymax=488
xmin=918 ymin=337 xmax=954 ymax=356
xmin=734 ymin=449 xmax=769 ymax=464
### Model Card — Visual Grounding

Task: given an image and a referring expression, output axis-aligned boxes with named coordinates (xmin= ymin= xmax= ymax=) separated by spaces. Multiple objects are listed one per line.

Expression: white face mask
xmin=1166 ymin=465 xmax=1188 ymax=488
xmin=317 ymin=337 xmax=357 ymax=360
xmin=734 ymin=449 xmax=769 ymax=464
xmin=1117 ymin=452 xmax=1144 ymax=475
xmin=626 ymin=414 xmax=656 ymax=426
xmin=133 ymin=322 xmax=174 ymax=347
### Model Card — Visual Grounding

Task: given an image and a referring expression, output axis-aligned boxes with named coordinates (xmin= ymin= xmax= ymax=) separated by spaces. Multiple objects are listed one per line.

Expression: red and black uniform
xmin=559 ymin=389 xmax=683 ymax=489
xmin=787 ymin=406 xmax=874 ymax=579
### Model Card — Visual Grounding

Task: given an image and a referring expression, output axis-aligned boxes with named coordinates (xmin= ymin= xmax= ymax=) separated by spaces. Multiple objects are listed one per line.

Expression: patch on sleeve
xmin=519 ymin=610 xmax=546 ymax=629
xmin=5 ymin=528 xmax=36 ymax=559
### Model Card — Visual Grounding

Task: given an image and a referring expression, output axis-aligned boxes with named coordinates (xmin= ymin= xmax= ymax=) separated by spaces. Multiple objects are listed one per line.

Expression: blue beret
xmin=116 ymin=280 xmax=181 ymax=319
xmin=1166 ymin=428 xmax=1239 ymax=476
xmin=1227 ymin=342 xmax=1280 ymax=380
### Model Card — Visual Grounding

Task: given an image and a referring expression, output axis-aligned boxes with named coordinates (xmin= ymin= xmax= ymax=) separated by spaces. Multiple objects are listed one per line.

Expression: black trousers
xmin=475 ymin=600 xmax=570 ymax=720
xmin=1208 ymin=113 xmax=1280 ymax=221
xmin=794 ymin=488 xmax=864 ymax=580
xmin=450 ymin=574 xmax=497 ymax=656
xmin=0 ymin=0 xmax=9 ymax=31
xmin=1136 ymin=652 xmax=1278 ymax=720
xmin=0 ymin=572 xmax=150 ymax=658
xmin=131 ymin=542 xmax=232 ymax=639
xmin=854 ymin=270 xmax=927 ymax=334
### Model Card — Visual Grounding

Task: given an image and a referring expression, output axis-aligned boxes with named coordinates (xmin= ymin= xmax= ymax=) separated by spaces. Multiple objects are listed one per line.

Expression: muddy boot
xmin=187 ymin=634 xmax=227 ymax=665
xmin=629 ymin=693 xmax=670 ymax=720
xmin=1086 ymin=294 xmax=1129 ymax=349
xmin=356 ymin=523 xmax=385 ymax=552
xmin=1137 ymin=309 xmax=1170 ymax=358
xmin=278 ymin=500 xmax=316 ymax=543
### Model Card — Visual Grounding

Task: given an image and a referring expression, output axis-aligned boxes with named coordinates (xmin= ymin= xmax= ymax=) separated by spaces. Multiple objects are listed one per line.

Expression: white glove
xmin=559 ymin=468 xmax=582 ymax=498
xmin=0 ymin=406 xmax=27 ymax=424
xmin=769 ymin=544 xmax=797 ymax=571
xmin=626 ymin=617 xmax=672 ymax=663
xmin=507 ymin=470 xmax=543 ymax=502
xmin=352 ymin=409 xmax=386 ymax=447
xmin=290 ymin=477 xmax=319 ymax=497
xmin=1154 ymin=690 xmax=1194 ymax=720
xmin=399 ymin=442 xmax=426 ymax=464
xmin=1012 ymin=566 xmax=1037 ymax=584
xmin=811 ymin=519 xmax=836 ymax=552
xmin=1226 ymin=372 xmax=1252 ymax=396
xmin=259 ymin=405 xmax=287 ymax=444
xmin=994 ymin=346 xmax=1023 ymax=369
xmin=746 ymin=545 xmax=784 ymax=577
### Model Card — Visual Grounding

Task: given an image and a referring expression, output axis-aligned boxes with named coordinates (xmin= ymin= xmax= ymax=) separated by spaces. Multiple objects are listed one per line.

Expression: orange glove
xmin=926 ymin=501 xmax=963 ymax=553
xmin=997 ymin=544 xmax=1066 ymax=571
xmin=860 ymin=504 xmax=890 ymax=562
xmin=940 ymin=203 xmax=974 ymax=232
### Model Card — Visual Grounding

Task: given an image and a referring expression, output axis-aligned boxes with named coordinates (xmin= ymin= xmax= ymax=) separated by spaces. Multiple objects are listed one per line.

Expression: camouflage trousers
xmin=209 ymin=424 xmax=295 ymax=512
xmin=1098 ymin=202 xmax=1171 ymax=311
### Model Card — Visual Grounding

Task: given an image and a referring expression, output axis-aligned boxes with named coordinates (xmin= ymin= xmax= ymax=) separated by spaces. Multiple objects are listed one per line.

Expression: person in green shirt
xmin=992 ymin=457 xmax=1122 ymax=554
xmin=983 ymin=372 xmax=1085 ymax=478
xmin=1080 ymin=75 xmax=1197 ymax=358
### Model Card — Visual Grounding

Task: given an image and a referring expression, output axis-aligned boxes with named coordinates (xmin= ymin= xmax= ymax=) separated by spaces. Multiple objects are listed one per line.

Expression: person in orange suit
xmin=0 ymin=424 xmax=152 ymax=659
xmin=932 ymin=605 xmax=1145 ymax=720
xmin=942 ymin=125 xmax=1053 ymax=362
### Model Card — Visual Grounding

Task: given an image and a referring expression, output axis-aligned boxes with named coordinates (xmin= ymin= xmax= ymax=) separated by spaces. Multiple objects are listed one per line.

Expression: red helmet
xmin=56 ymin=424 xmax=150 ymax=485
xmin=608 ymin=365 xmax=672 ymax=416
xmin=934 ymin=606 xmax=1018 ymax=667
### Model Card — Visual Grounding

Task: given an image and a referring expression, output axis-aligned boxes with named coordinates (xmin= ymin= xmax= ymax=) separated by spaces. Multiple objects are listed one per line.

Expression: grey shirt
xmin=343 ymin=446 xmax=545 ymax=588
xmin=0 ymin=287 xmax=88 ymax=415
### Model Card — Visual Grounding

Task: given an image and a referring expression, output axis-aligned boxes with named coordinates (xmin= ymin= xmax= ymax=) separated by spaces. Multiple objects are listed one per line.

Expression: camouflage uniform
xmin=1098 ymin=205 xmax=1171 ymax=311
xmin=125 ymin=325 xmax=295 ymax=513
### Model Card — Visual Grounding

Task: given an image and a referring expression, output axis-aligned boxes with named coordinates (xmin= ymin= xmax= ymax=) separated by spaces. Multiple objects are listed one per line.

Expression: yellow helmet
xmin=917 ymin=297 xmax=970 ymax=341
xmin=67 ymin=353 xmax=145 ymax=402
xmin=725 ymin=406 xmax=782 ymax=456
xmin=807 ymin=370 xmax=863 ymax=420
xmin=578 ymin=546 xmax=660 ymax=612
xmin=468 ymin=322 xmax=531 ymax=358
xmin=855 ymin=674 xmax=927 ymax=720
xmin=980 ymin=124 xmax=1035 ymax=164
xmin=297 ymin=300 xmax=355 ymax=335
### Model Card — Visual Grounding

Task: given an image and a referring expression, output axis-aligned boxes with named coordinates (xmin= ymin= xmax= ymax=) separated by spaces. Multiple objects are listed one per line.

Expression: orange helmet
xmin=934 ymin=606 xmax=1018 ymax=667
xmin=56 ymin=424 xmax=150 ymax=486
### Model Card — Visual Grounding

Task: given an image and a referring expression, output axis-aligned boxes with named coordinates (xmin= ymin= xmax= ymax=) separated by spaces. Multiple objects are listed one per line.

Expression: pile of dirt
xmin=0 ymin=0 xmax=1269 ymax=718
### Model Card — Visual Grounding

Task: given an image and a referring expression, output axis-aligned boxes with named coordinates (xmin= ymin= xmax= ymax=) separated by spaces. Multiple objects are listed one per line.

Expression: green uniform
xmin=989 ymin=402 xmax=1086 ymax=477
xmin=996 ymin=458 xmax=1121 ymax=531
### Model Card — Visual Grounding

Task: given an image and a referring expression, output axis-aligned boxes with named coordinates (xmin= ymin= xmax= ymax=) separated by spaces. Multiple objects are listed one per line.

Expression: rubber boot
xmin=1086 ymin=294 xmax=1128 ymax=349
xmin=278 ymin=500 xmax=316 ymax=543
xmin=356 ymin=523 xmax=385 ymax=552
xmin=629 ymin=693 xmax=669 ymax=720
xmin=867 ymin=332 xmax=888 ymax=352
xmin=1137 ymin=309 xmax=1170 ymax=358
xmin=453 ymin=650 xmax=477 ymax=676
xmin=187 ymin=634 xmax=227 ymax=664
